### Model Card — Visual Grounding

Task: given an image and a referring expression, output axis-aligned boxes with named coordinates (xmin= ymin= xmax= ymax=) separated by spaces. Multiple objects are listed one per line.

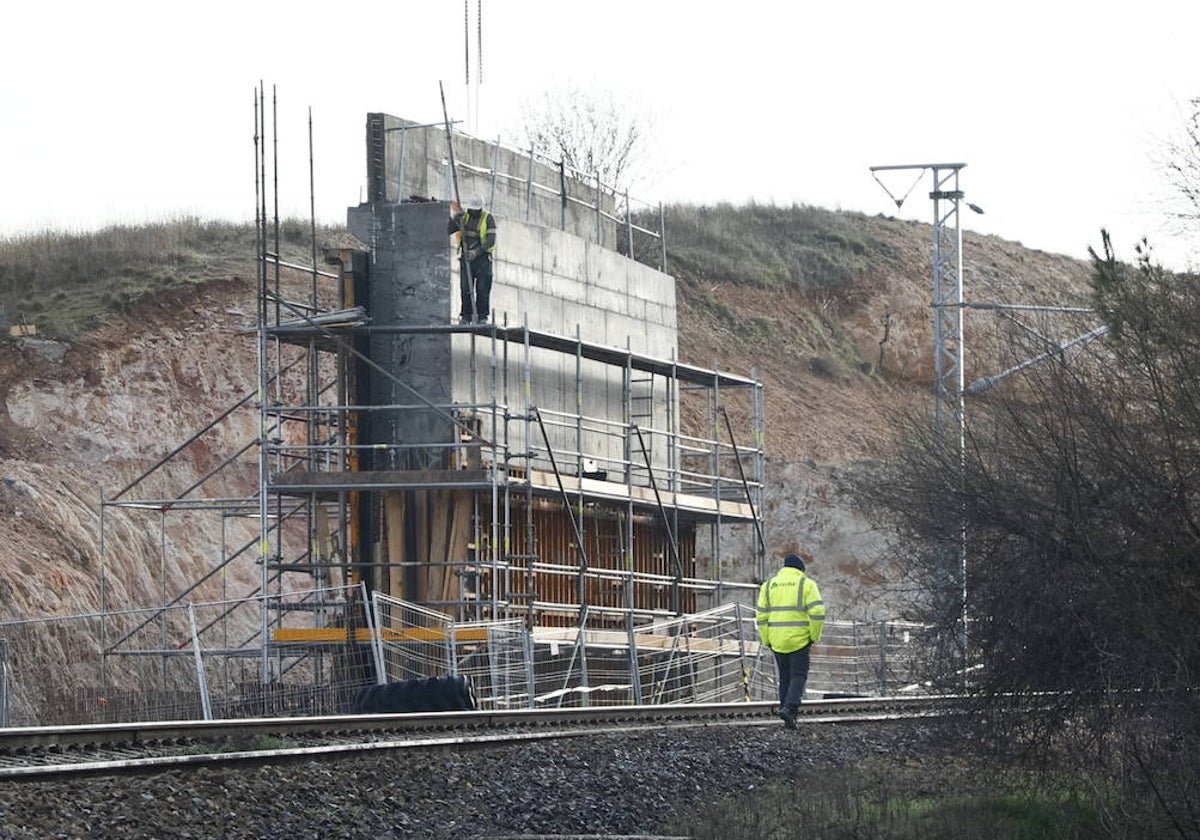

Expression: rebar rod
xmin=720 ymin=407 xmax=765 ymax=558
xmin=631 ymin=425 xmax=683 ymax=615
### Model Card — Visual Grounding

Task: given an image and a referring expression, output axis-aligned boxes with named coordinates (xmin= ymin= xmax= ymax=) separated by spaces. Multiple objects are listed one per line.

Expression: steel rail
xmin=0 ymin=697 xmax=962 ymax=781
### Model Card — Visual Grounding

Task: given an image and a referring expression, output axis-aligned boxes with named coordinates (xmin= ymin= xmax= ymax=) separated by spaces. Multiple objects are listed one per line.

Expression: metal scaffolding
xmin=262 ymin=306 xmax=767 ymax=628
xmin=95 ymin=92 xmax=766 ymax=706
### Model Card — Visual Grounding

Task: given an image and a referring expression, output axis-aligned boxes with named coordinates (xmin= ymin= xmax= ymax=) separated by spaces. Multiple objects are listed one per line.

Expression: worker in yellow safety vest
xmin=448 ymin=194 xmax=498 ymax=324
xmin=756 ymin=551 xmax=826 ymax=730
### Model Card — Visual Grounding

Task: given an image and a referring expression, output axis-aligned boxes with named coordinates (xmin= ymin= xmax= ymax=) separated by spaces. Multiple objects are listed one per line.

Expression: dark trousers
xmin=460 ymin=254 xmax=493 ymax=322
xmin=773 ymin=644 xmax=811 ymax=712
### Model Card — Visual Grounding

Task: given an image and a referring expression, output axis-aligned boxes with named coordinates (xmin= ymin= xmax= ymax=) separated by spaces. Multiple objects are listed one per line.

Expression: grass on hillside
xmin=665 ymin=760 xmax=1139 ymax=840
xmin=1 ymin=204 xmax=897 ymax=381
xmin=0 ymin=217 xmax=325 ymax=341
xmin=642 ymin=202 xmax=898 ymax=380
xmin=656 ymin=201 xmax=901 ymax=292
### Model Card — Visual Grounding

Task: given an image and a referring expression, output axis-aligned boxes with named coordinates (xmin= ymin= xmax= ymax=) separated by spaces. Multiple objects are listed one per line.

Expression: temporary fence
xmin=806 ymin=619 xmax=936 ymax=697
xmin=0 ymin=583 xmax=373 ymax=727
xmin=0 ymin=590 xmax=932 ymax=727
xmin=370 ymin=593 xmax=530 ymax=711
xmin=368 ymin=599 xmax=935 ymax=709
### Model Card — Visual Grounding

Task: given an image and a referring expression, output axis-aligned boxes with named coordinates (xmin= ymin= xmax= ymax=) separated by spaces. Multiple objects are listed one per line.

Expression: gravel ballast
xmin=0 ymin=719 xmax=961 ymax=839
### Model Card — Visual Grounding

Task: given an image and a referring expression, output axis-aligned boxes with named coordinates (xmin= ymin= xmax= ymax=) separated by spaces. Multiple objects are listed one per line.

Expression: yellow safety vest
xmin=756 ymin=567 xmax=825 ymax=653
xmin=457 ymin=209 xmax=495 ymax=254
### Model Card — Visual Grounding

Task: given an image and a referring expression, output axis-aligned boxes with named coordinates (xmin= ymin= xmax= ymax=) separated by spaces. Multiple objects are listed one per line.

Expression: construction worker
xmin=448 ymin=194 xmax=497 ymax=324
xmin=756 ymin=551 xmax=826 ymax=729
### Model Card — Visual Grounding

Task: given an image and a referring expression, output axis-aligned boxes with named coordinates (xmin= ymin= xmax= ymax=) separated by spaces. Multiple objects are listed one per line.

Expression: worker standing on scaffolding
xmin=448 ymin=194 xmax=497 ymax=324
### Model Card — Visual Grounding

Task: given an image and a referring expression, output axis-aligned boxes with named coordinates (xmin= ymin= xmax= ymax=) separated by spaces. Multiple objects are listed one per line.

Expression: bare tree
xmin=1162 ymin=97 xmax=1200 ymax=224
xmin=856 ymin=231 xmax=1200 ymax=835
xmin=517 ymin=86 xmax=655 ymax=194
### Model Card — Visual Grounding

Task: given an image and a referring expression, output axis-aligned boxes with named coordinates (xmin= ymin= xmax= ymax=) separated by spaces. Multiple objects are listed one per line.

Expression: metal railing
xmin=0 ymin=591 xmax=931 ymax=726
xmin=378 ymin=117 xmax=667 ymax=268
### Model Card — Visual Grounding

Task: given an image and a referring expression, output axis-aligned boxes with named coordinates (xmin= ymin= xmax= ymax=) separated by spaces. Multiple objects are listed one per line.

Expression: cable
xmin=871 ymin=167 xmax=926 ymax=211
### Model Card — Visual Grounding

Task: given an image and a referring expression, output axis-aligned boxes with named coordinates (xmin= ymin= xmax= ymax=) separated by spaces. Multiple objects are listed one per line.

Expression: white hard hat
xmin=465 ymin=194 xmax=484 ymax=209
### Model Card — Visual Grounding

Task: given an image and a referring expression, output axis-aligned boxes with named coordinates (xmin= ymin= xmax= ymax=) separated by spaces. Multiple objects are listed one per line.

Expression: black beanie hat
xmin=783 ymin=553 xmax=805 ymax=571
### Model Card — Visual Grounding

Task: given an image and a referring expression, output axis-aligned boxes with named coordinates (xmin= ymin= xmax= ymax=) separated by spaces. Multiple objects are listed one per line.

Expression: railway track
xmin=0 ymin=695 xmax=959 ymax=781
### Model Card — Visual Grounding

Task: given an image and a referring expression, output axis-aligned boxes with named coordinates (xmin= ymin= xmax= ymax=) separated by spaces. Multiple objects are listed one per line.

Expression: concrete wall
xmin=482 ymin=217 xmax=675 ymax=341
xmin=348 ymin=199 xmax=677 ymax=472
xmin=455 ymin=211 xmax=677 ymax=470
xmin=349 ymin=201 xmax=456 ymax=467
xmin=366 ymin=114 xmax=623 ymax=250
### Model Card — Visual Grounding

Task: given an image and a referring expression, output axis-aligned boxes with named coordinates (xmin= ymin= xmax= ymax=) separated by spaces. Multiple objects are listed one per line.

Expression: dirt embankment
xmin=0 ymin=217 xmax=1096 ymax=624
xmin=676 ymin=216 xmax=1094 ymax=614
xmin=0 ymin=276 xmax=270 ymax=621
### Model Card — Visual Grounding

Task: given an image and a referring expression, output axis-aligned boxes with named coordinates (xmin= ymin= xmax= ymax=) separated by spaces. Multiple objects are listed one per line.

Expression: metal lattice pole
xmin=929 ymin=165 xmax=966 ymax=448
xmin=870 ymin=162 xmax=967 ymax=442
xmin=871 ymin=162 xmax=970 ymax=675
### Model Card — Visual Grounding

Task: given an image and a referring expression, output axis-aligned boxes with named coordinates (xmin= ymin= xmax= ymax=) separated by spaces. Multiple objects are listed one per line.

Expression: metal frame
xmin=95 ymin=95 xmax=766 ymax=696
xmin=870 ymin=162 xmax=967 ymax=444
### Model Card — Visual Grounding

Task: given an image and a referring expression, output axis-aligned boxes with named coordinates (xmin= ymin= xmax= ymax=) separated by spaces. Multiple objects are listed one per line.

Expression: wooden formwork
xmin=480 ymin=498 xmax=697 ymax=626
xmin=371 ymin=487 xmax=698 ymax=626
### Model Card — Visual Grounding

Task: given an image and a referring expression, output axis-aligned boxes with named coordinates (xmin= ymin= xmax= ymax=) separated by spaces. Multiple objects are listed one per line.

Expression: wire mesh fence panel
xmin=675 ymin=605 xmax=756 ymax=704
xmin=732 ymin=604 xmax=780 ymax=703
xmin=0 ymin=591 xmax=935 ymax=727
xmin=0 ymin=639 xmax=9 ymax=727
xmin=373 ymin=593 xmax=456 ymax=685
xmin=0 ymin=605 xmax=203 ymax=726
xmin=193 ymin=584 xmax=370 ymax=720
xmin=559 ymin=639 xmax=636 ymax=708
xmin=808 ymin=620 xmax=865 ymax=696
xmin=368 ymin=595 xmax=535 ymax=711
xmin=745 ymin=649 xmax=778 ymax=703
xmin=0 ymin=585 xmax=373 ymax=727
xmin=749 ymin=619 xmax=935 ymax=699
xmin=454 ymin=620 xmax=528 ymax=710
xmin=634 ymin=605 xmax=755 ymax=705
xmin=867 ymin=620 xmax=937 ymax=694
xmin=502 ymin=627 xmax=636 ymax=709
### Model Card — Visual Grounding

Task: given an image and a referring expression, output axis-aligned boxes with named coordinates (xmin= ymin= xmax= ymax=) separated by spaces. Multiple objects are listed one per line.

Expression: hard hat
xmin=465 ymin=194 xmax=484 ymax=209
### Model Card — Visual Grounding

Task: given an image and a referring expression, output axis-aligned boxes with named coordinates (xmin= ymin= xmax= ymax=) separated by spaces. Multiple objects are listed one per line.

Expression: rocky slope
xmin=677 ymin=213 xmax=1095 ymax=615
xmin=0 ymin=212 xmax=1096 ymax=631
xmin=0 ymin=277 xmax=275 ymax=619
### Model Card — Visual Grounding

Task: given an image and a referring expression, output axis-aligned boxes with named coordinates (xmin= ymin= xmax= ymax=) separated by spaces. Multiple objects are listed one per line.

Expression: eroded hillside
xmin=663 ymin=207 xmax=1094 ymax=612
xmin=0 ymin=209 xmax=1097 ymax=624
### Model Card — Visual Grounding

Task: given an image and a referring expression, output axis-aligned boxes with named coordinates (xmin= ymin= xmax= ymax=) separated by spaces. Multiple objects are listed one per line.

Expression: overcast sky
xmin=4 ymin=1 xmax=1199 ymax=271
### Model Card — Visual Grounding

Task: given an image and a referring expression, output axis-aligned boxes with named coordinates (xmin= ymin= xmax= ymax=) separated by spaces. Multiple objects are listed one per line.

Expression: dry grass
xmin=668 ymin=757 xmax=1128 ymax=840
xmin=657 ymin=201 xmax=901 ymax=292
xmin=0 ymin=217 xmax=327 ymax=340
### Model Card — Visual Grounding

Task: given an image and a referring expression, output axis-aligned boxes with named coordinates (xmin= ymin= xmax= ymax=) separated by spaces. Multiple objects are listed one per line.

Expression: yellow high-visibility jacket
xmin=449 ymin=209 xmax=497 ymax=255
xmin=756 ymin=567 xmax=825 ymax=653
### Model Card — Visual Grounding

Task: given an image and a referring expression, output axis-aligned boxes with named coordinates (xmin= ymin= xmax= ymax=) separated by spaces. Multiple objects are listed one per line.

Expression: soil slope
xmin=0 ymin=212 xmax=1096 ymax=624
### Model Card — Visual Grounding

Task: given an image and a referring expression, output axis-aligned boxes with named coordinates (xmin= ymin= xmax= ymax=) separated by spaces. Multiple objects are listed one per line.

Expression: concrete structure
xmin=363 ymin=114 xmax=621 ymax=248
xmin=73 ymin=107 xmax=777 ymax=720
xmin=106 ymin=108 xmax=765 ymax=653
xmin=345 ymin=200 xmax=678 ymax=473
xmin=344 ymin=116 xmax=681 ymax=477
xmin=268 ymin=114 xmax=767 ymax=628
xmin=69 ymin=108 xmax=926 ymax=722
